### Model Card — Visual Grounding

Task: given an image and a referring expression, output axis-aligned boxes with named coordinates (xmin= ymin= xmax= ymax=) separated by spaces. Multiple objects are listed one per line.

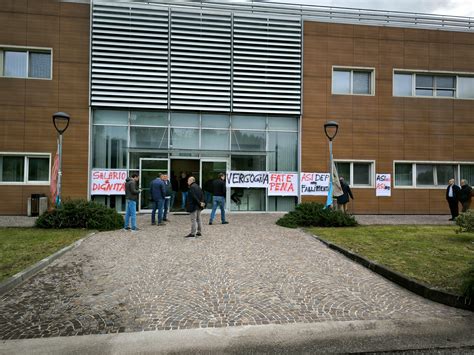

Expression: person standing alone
xmin=150 ymin=174 xmax=166 ymax=226
xmin=336 ymin=176 xmax=354 ymax=213
xmin=209 ymin=173 xmax=228 ymax=225
xmin=162 ymin=174 xmax=172 ymax=222
xmin=446 ymin=178 xmax=461 ymax=220
xmin=459 ymin=179 xmax=473 ymax=212
xmin=124 ymin=173 xmax=140 ymax=231
xmin=185 ymin=176 xmax=205 ymax=238
xmin=179 ymin=171 xmax=189 ymax=211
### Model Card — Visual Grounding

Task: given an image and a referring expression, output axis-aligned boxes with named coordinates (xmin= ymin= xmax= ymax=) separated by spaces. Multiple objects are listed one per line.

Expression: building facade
xmin=0 ymin=0 xmax=473 ymax=215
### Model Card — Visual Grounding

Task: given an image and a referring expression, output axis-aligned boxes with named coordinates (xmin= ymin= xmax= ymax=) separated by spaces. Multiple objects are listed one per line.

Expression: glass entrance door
xmin=139 ymin=158 xmax=169 ymax=211
xmin=201 ymin=159 xmax=228 ymax=209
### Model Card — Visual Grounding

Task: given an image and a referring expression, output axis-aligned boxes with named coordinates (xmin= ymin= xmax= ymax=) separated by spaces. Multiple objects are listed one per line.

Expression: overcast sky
xmin=262 ymin=0 xmax=474 ymax=17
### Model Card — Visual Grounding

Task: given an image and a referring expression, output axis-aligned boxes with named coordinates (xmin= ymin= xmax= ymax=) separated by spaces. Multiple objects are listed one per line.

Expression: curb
xmin=0 ymin=231 xmax=96 ymax=297
xmin=310 ymin=234 xmax=473 ymax=312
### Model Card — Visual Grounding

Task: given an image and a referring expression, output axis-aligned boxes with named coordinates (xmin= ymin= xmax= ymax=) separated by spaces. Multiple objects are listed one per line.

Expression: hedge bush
xmin=36 ymin=199 xmax=124 ymax=231
xmin=276 ymin=202 xmax=358 ymax=228
xmin=456 ymin=210 xmax=474 ymax=233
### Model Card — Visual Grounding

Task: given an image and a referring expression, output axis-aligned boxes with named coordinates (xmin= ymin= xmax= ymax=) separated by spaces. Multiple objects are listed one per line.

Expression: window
xmin=0 ymin=155 xmax=50 ymax=184
xmin=416 ymin=75 xmax=455 ymax=97
xmin=1 ymin=48 xmax=52 ymax=79
xmin=393 ymin=71 xmax=474 ymax=99
xmin=332 ymin=68 xmax=374 ymax=95
xmin=335 ymin=161 xmax=374 ymax=187
xmin=394 ymin=162 xmax=472 ymax=188
xmin=458 ymin=77 xmax=474 ymax=99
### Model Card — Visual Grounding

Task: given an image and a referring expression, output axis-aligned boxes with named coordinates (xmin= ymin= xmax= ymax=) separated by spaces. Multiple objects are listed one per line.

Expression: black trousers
xmin=447 ymin=198 xmax=459 ymax=219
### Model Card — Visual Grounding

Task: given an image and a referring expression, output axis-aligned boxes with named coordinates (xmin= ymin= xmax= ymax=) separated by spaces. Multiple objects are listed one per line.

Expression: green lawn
xmin=0 ymin=228 xmax=90 ymax=282
xmin=308 ymin=226 xmax=474 ymax=295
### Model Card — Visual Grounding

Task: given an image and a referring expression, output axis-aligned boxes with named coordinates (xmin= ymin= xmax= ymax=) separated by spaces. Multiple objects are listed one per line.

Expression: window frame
xmin=393 ymin=160 xmax=473 ymax=189
xmin=393 ymin=69 xmax=474 ymax=100
xmin=332 ymin=66 xmax=376 ymax=96
xmin=0 ymin=45 xmax=53 ymax=80
xmin=334 ymin=159 xmax=375 ymax=188
xmin=0 ymin=153 xmax=51 ymax=185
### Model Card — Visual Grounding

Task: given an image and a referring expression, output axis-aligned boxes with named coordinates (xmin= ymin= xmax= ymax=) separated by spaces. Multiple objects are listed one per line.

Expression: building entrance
xmin=138 ymin=157 xmax=229 ymax=212
xmin=170 ymin=159 xmax=200 ymax=211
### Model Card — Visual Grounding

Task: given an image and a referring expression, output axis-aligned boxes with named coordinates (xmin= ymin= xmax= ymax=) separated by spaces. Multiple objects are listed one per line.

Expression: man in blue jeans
xmin=124 ymin=173 xmax=140 ymax=231
xmin=150 ymin=173 xmax=166 ymax=226
xmin=209 ymin=173 xmax=229 ymax=225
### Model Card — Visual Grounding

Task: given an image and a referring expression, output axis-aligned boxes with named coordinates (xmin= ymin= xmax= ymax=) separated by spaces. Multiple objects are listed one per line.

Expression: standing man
xmin=209 ymin=173 xmax=228 ymax=225
xmin=162 ymin=173 xmax=172 ymax=222
xmin=179 ymin=171 xmax=189 ymax=211
xmin=170 ymin=172 xmax=179 ymax=211
xmin=185 ymin=176 xmax=205 ymax=238
xmin=459 ymin=179 xmax=473 ymax=212
xmin=446 ymin=178 xmax=461 ymax=220
xmin=150 ymin=173 xmax=166 ymax=226
xmin=124 ymin=173 xmax=140 ymax=231
xmin=336 ymin=176 xmax=354 ymax=213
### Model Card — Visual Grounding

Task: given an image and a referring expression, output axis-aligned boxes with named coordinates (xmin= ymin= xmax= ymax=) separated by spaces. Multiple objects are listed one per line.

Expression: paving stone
xmin=0 ymin=214 xmax=470 ymax=340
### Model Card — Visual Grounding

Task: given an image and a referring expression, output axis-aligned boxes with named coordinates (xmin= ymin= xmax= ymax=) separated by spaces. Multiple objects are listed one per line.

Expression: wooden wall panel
xmin=26 ymin=14 xmax=59 ymax=48
xmin=379 ymin=189 xmax=405 ymax=214
xmin=404 ymin=41 xmax=429 ymax=69
xmin=0 ymin=187 xmax=24 ymax=215
xmin=0 ymin=12 xmax=27 ymax=45
xmin=59 ymin=16 xmax=90 ymax=64
xmin=404 ymin=190 xmax=430 ymax=214
xmin=429 ymin=189 xmax=449 ymax=214
xmin=351 ymin=189 xmax=378 ymax=214
xmin=58 ymin=62 xmax=89 ymax=108
xmin=0 ymin=79 xmax=25 ymax=106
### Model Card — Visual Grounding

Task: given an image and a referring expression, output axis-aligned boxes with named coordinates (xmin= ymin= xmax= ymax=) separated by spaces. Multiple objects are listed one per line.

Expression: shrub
xmin=36 ymin=199 xmax=124 ymax=231
xmin=455 ymin=210 xmax=474 ymax=233
xmin=461 ymin=261 xmax=474 ymax=299
xmin=276 ymin=202 xmax=358 ymax=228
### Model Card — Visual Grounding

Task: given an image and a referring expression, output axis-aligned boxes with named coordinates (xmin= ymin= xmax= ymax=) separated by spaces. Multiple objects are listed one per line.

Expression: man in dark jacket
xmin=162 ymin=174 xmax=172 ymax=222
xmin=179 ymin=172 xmax=189 ymax=210
xmin=150 ymin=174 xmax=166 ymax=225
xmin=336 ymin=176 xmax=354 ymax=213
xmin=209 ymin=173 xmax=228 ymax=225
xmin=185 ymin=176 xmax=205 ymax=238
xmin=459 ymin=179 xmax=473 ymax=213
xmin=124 ymin=173 xmax=140 ymax=231
xmin=446 ymin=178 xmax=461 ymax=220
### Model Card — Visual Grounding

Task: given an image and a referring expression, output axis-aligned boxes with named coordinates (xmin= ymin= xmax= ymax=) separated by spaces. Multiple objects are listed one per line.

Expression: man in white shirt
xmin=446 ymin=178 xmax=461 ymax=221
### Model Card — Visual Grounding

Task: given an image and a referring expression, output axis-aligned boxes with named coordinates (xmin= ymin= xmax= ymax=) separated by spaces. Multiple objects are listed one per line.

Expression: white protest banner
xmin=91 ymin=169 xmax=127 ymax=195
xmin=300 ymin=172 xmax=330 ymax=196
xmin=226 ymin=171 xmax=269 ymax=188
xmin=268 ymin=173 xmax=299 ymax=196
xmin=376 ymin=173 xmax=391 ymax=197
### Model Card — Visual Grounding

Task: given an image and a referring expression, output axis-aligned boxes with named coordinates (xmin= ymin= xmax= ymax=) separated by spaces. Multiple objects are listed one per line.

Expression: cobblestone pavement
xmin=0 ymin=214 xmax=470 ymax=340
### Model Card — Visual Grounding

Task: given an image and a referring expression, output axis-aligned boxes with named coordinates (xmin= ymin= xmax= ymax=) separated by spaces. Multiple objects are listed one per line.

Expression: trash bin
xmin=29 ymin=194 xmax=46 ymax=217
xmin=30 ymin=194 xmax=41 ymax=216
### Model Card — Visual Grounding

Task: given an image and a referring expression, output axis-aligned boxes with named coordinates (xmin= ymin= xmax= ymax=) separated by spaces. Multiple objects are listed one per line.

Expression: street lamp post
xmin=52 ymin=112 xmax=70 ymax=207
xmin=324 ymin=121 xmax=339 ymax=208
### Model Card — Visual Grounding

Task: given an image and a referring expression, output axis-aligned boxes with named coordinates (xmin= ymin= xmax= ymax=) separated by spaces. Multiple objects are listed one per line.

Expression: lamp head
xmin=324 ymin=120 xmax=339 ymax=141
xmin=52 ymin=112 xmax=70 ymax=135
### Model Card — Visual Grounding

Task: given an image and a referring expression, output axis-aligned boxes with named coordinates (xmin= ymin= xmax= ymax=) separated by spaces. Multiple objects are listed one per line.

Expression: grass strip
xmin=0 ymin=228 xmax=90 ymax=282
xmin=308 ymin=225 xmax=474 ymax=295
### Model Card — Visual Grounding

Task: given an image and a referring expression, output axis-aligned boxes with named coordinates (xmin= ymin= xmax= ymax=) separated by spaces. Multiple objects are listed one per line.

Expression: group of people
xmin=123 ymin=172 xmax=229 ymax=237
xmin=446 ymin=179 xmax=472 ymax=220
